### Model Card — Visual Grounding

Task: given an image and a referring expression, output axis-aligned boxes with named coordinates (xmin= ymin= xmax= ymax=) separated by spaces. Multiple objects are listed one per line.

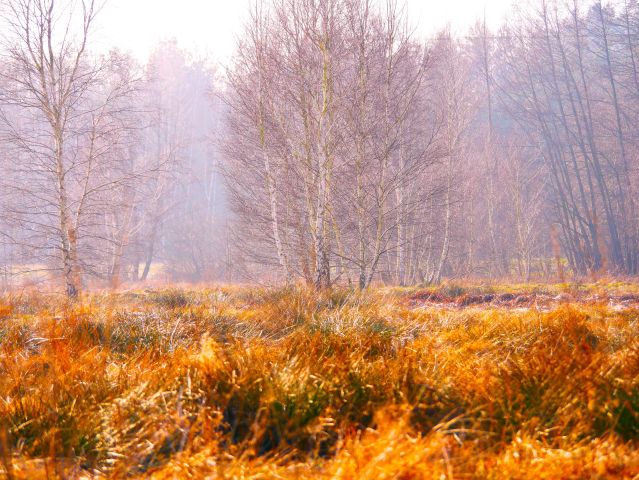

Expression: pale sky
xmin=95 ymin=0 xmax=515 ymax=65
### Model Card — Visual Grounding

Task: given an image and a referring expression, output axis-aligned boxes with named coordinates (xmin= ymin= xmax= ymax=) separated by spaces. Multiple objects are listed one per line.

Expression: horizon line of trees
xmin=0 ymin=0 xmax=227 ymax=296
xmin=0 ymin=0 xmax=637 ymax=296
xmin=223 ymin=0 xmax=639 ymax=288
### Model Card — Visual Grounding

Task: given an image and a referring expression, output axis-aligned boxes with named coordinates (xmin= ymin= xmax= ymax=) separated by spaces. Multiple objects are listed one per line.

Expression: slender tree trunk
xmin=55 ymin=133 xmax=79 ymax=298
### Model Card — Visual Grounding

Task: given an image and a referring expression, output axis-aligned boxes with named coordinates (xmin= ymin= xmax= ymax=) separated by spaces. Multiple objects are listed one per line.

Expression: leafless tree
xmin=0 ymin=0 xmax=143 ymax=296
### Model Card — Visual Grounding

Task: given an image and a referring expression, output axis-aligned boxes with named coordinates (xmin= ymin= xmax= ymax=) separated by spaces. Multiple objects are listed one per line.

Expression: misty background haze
xmin=0 ymin=0 xmax=637 ymax=295
xmin=96 ymin=0 xmax=513 ymax=62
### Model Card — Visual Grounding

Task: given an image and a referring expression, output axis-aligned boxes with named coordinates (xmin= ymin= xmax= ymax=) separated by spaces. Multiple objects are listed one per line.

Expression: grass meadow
xmin=0 ymin=282 xmax=638 ymax=478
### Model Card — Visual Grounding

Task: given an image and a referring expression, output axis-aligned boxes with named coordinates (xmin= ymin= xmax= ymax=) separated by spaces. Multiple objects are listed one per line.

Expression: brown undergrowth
xmin=0 ymin=284 xmax=638 ymax=478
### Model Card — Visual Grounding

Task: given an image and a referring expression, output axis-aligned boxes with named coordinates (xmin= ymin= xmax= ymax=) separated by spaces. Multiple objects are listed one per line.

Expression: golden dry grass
xmin=0 ymin=284 xmax=638 ymax=478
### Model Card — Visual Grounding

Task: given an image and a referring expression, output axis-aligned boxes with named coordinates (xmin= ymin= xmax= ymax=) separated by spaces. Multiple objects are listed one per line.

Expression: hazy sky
xmin=96 ymin=0 xmax=515 ymax=65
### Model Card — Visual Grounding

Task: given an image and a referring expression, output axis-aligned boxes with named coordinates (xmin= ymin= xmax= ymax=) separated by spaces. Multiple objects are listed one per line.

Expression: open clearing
xmin=0 ymin=283 xmax=638 ymax=478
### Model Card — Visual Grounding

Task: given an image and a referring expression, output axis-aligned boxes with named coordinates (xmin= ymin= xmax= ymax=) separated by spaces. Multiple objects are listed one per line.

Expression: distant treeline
xmin=224 ymin=0 xmax=639 ymax=287
xmin=0 ymin=0 xmax=637 ymax=295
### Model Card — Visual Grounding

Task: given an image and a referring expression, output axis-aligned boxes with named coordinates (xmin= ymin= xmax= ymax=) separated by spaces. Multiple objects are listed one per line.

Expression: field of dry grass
xmin=0 ymin=282 xmax=638 ymax=479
